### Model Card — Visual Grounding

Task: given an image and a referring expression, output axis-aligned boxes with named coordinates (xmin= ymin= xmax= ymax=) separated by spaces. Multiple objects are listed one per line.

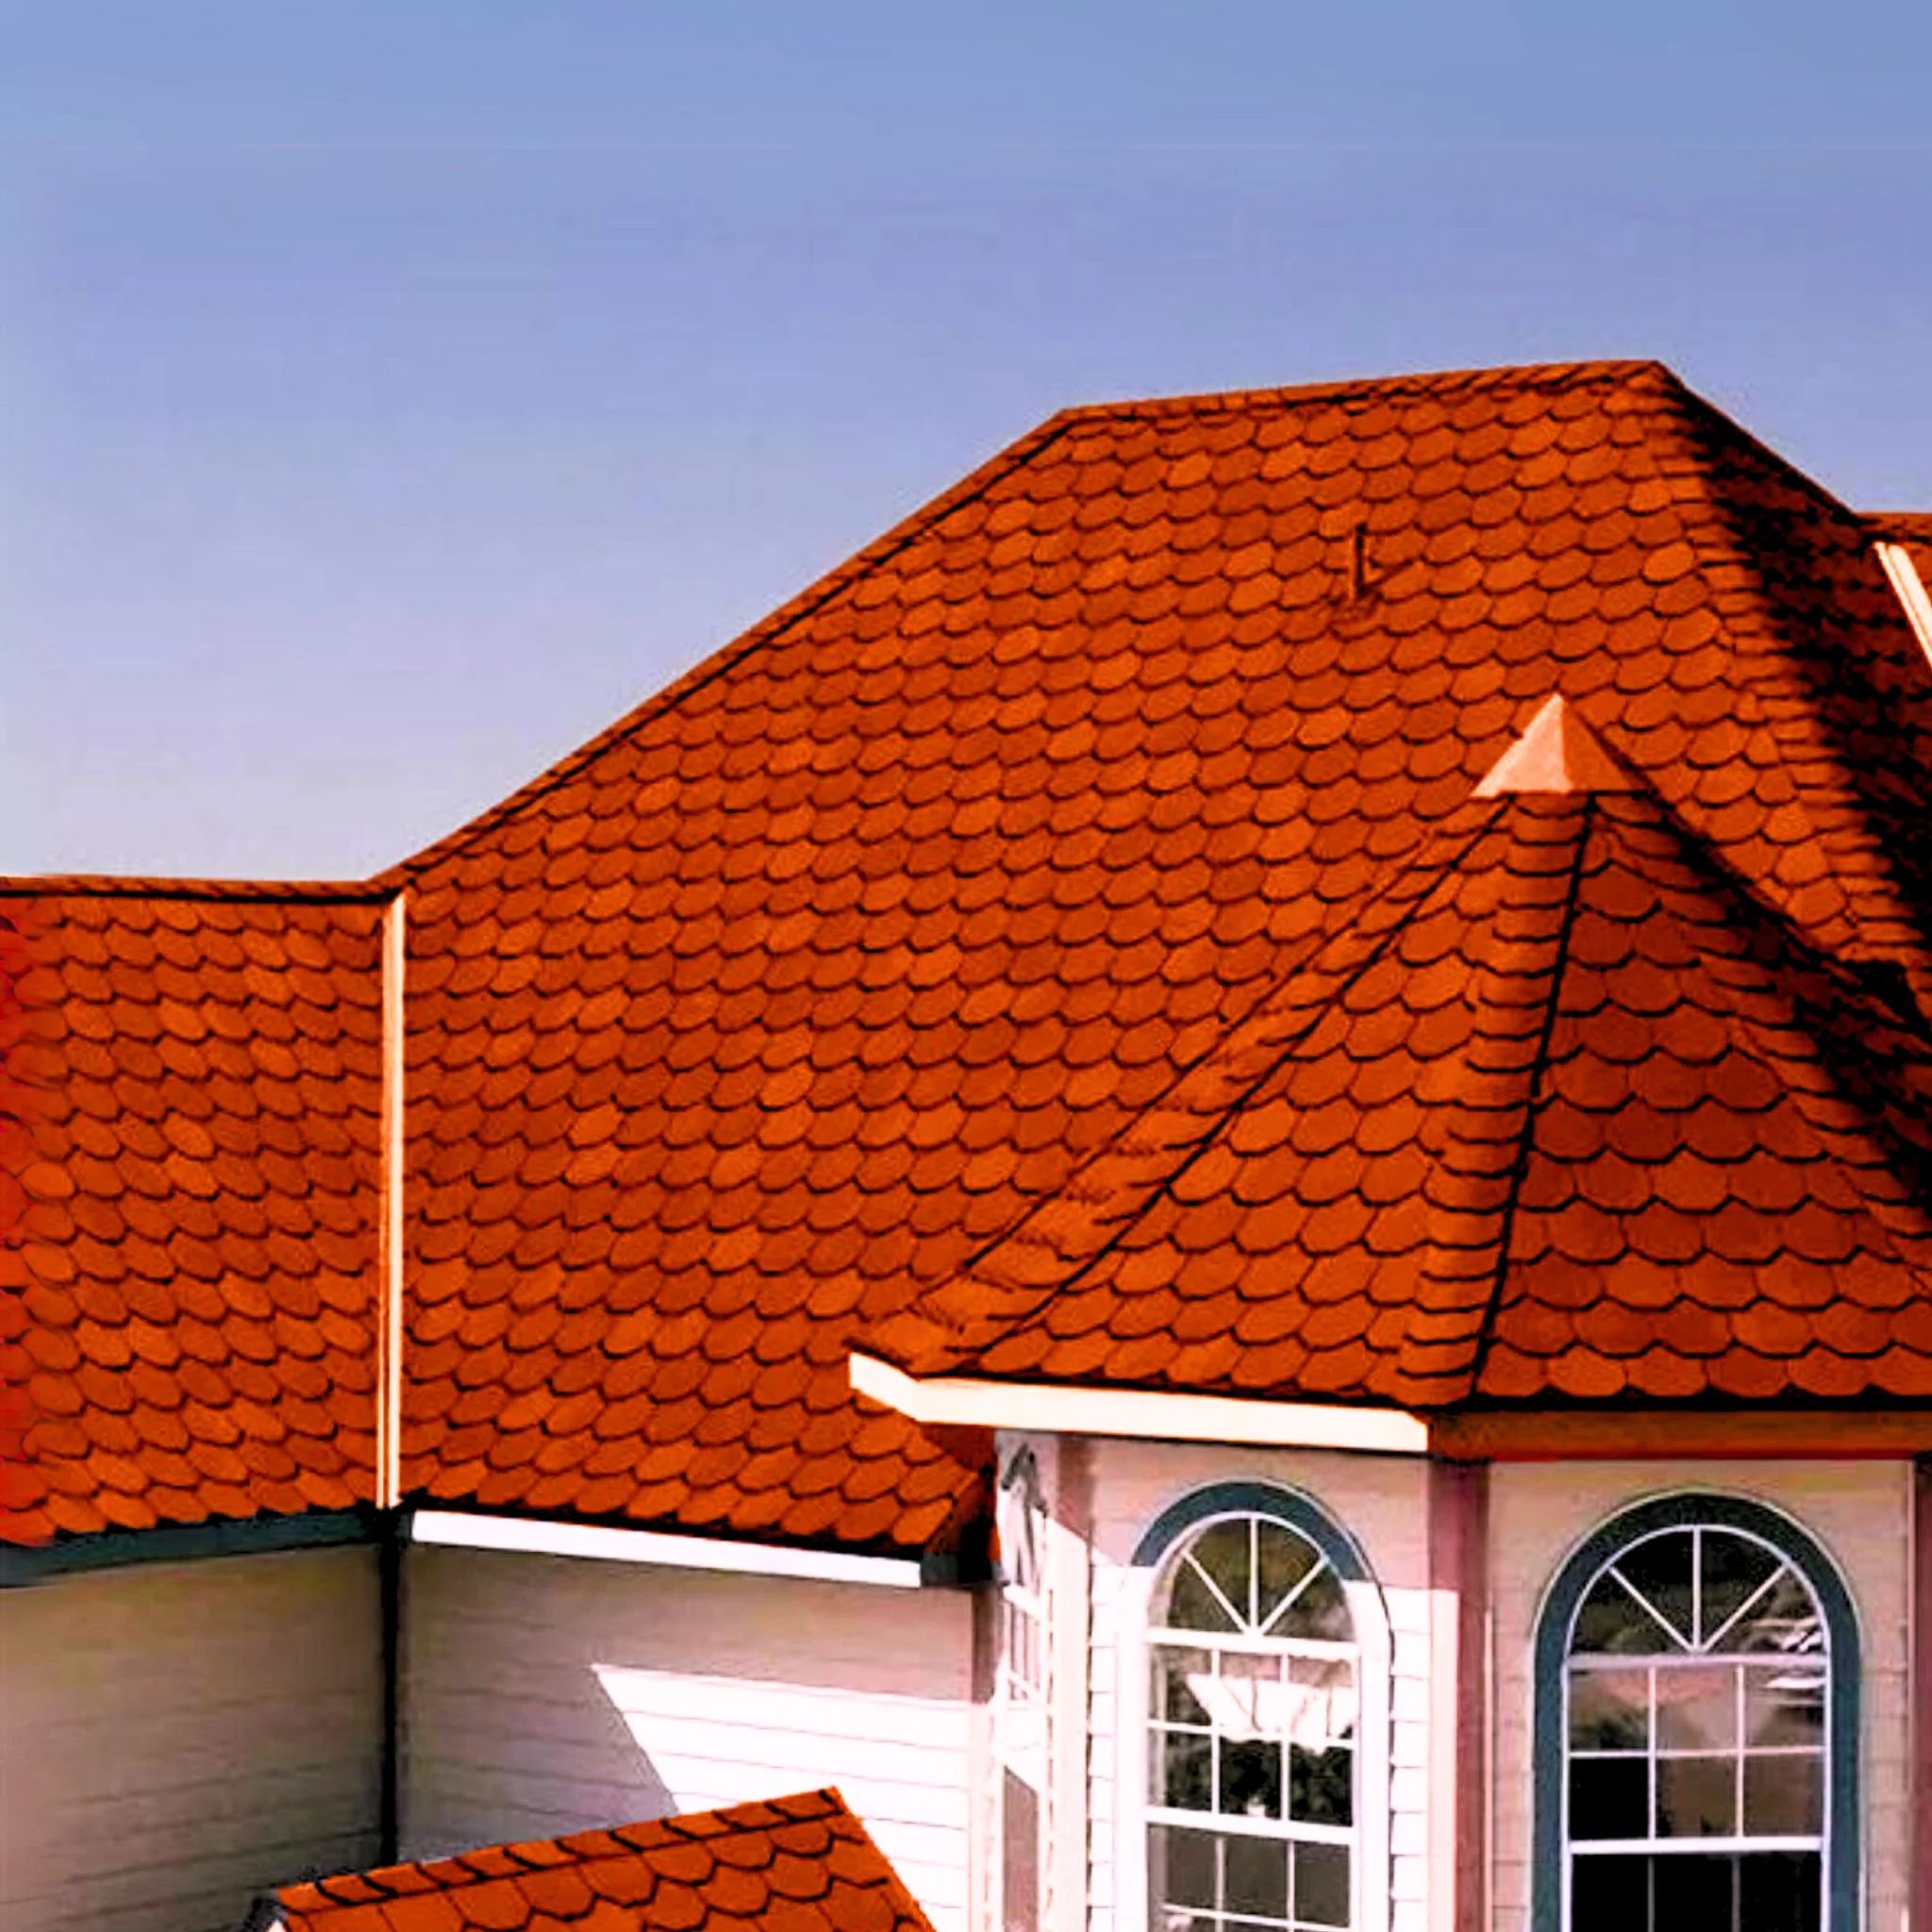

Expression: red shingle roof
xmin=263 ymin=1790 xmax=933 ymax=1932
xmin=7 ymin=358 xmax=1932 ymax=1555
xmin=2 ymin=886 xmax=383 ymax=1544
xmin=869 ymin=774 xmax=1932 ymax=1407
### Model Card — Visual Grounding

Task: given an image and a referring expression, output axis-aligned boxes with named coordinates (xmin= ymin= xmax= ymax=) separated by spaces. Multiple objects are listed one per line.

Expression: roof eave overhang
xmin=852 ymin=1356 xmax=1932 ymax=1462
xmin=407 ymin=1507 xmax=927 ymax=1589
xmin=849 ymin=1352 xmax=1433 ymax=1455
xmin=1 ymin=1503 xmax=933 ymax=1590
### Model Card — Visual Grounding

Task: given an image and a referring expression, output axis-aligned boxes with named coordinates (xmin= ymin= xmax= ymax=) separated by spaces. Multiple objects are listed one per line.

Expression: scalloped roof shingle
xmin=262 ymin=1790 xmax=934 ymax=1932
xmin=7 ymin=358 xmax=1932 ymax=1555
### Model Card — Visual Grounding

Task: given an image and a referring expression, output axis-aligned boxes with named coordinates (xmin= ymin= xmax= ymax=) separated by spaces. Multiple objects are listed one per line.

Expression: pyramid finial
xmin=1474 ymin=694 xmax=1636 ymax=796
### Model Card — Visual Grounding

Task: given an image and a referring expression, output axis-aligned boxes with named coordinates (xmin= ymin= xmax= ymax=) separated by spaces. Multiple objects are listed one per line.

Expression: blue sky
xmin=8 ymin=3 xmax=1929 ymax=878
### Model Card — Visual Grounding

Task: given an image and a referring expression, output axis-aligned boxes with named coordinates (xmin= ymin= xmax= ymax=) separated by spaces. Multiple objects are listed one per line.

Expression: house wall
xmin=1487 ymin=1459 xmax=1917 ymax=1932
xmin=0 ymin=1547 xmax=382 ymax=1932
xmin=401 ymin=1544 xmax=977 ymax=1932
xmin=1076 ymin=1439 xmax=1436 ymax=1932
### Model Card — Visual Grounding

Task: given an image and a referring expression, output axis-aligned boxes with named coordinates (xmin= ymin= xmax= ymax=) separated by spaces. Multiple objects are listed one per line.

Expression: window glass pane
xmin=1288 ymin=1655 xmax=1357 ymax=1747
xmin=1165 ymin=1561 xmax=1239 ymax=1635
xmin=1149 ymin=1512 xmax=1361 ymax=1929
xmin=1213 ymin=1650 xmax=1280 ymax=1740
xmin=1743 ymin=1752 xmax=1824 ymax=1836
xmin=1574 ymin=1570 xmax=1679 ymax=1655
xmin=1654 ymin=1666 xmax=1737 ymax=1750
xmin=1224 ymin=1833 xmax=1290 ymax=1921
xmin=1255 ymin=1518 xmax=1319 ymax=1626
xmin=1289 ymin=1743 xmax=1353 ymax=1827
xmin=1738 ymin=1852 xmax=1823 ymax=1932
xmin=1278 ymin=1562 xmax=1352 ymax=1641
xmin=1185 ymin=1521 xmax=1253 ymax=1621
xmin=1218 ymin=1735 xmax=1283 ymax=1820
xmin=1653 ymin=1852 xmax=1734 ymax=1922
xmin=1697 ymin=1531 xmax=1781 ymax=1646
xmin=1160 ymin=1730 xmax=1214 ymax=1811
xmin=1655 ymin=1755 xmax=1737 ymax=1838
xmin=1293 ymin=1841 xmax=1351 ymax=1928
xmin=1150 ymin=1823 xmax=1218 ymax=1914
xmin=1614 ymin=1533 xmax=1695 ymax=1647
xmin=1569 ymin=1757 xmax=1647 ymax=1840
xmin=1158 ymin=1646 xmax=1213 ymax=1725
xmin=1570 ymin=1853 xmax=1648 ymax=1932
xmin=1744 ymin=1667 xmax=1824 ymax=1747
xmin=1726 ymin=1571 xmax=1824 ymax=1656
xmin=1569 ymin=1668 xmax=1649 ymax=1751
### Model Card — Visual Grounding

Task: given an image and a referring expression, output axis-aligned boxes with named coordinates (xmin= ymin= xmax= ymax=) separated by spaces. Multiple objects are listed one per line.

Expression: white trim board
xmin=407 ymin=1509 xmax=924 ymax=1588
xmin=1876 ymin=540 xmax=1932 ymax=671
xmin=848 ymin=1353 xmax=1429 ymax=1455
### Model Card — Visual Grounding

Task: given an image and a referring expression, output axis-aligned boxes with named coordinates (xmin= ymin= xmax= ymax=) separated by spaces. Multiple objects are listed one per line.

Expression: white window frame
xmin=1560 ymin=1524 xmax=1830 ymax=1932
xmin=1530 ymin=1491 xmax=1862 ymax=1932
xmin=1115 ymin=1487 xmax=1391 ymax=1932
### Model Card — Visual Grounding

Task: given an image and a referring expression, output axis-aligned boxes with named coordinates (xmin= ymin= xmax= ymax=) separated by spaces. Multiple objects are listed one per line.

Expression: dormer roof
xmin=868 ymin=782 xmax=1932 ymax=1409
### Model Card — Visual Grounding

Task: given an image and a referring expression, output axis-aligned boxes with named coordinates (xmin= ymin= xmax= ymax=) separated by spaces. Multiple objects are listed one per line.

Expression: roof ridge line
xmin=1447 ymin=799 xmax=1595 ymax=1405
xmin=0 ymin=875 xmax=388 ymax=903
xmin=1049 ymin=357 xmax=1674 ymax=429
xmin=1606 ymin=386 xmax=1918 ymax=960
xmin=365 ymin=410 xmax=1087 ymax=893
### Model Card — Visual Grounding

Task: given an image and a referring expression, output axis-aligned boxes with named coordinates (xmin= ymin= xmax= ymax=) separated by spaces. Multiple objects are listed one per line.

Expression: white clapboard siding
xmin=403 ymin=1545 xmax=975 ymax=1932
xmin=0 ymin=1548 xmax=382 ymax=1932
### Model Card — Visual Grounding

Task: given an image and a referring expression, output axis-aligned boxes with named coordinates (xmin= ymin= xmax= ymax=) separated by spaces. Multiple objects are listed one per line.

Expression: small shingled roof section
xmin=1 ymin=885 xmax=383 ymax=1545
xmin=263 ymin=1790 xmax=935 ymax=1932
xmin=868 ymin=774 xmax=1932 ymax=1410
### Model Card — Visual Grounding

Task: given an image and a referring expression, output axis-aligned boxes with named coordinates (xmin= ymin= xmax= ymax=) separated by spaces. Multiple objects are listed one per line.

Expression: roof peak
xmin=1474 ymin=694 xmax=1639 ymax=797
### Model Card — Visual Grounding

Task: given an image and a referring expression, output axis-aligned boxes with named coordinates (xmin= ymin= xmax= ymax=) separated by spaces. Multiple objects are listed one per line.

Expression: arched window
xmin=1131 ymin=1484 xmax=1385 ymax=1932
xmin=1534 ymin=1495 xmax=1860 ymax=1932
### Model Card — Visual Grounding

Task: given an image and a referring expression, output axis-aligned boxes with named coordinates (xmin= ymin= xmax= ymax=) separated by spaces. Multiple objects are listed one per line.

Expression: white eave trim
xmin=1876 ymin=541 xmax=1932 ymax=671
xmin=849 ymin=1352 xmax=1429 ymax=1455
xmin=406 ymin=1508 xmax=924 ymax=1589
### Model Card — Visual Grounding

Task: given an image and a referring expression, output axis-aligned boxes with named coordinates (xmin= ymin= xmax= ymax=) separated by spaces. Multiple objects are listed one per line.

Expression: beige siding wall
xmin=402 ymin=1545 xmax=976 ymax=1932
xmin=1077 ymin=1440 xmax=1435 ymax=1932
xmin=1488 ymin=1460 xmax=1916 ymax=1932
xmin=0 ymin=1548 xmax=382 ymax=1932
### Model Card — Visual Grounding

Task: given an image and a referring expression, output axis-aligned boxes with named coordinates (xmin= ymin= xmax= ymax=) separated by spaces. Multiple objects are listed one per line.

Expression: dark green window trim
xmin=1131 ymin=1478 xmax=1371 ymax=1581
xmin=1531 ymin=1491 xmax=1861 ymax=1932
xmin=0 ymin=1507 xmax=375 ymax=1588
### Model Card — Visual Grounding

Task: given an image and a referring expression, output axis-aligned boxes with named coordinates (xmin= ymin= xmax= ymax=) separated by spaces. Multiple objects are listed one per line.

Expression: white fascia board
xmin=406 ymin=1509 xmax=924 ymax=1589
xmin=1876 ymin=541 xmax=1932 ymax=671
xmin=849 ymin=1352 xmax=1429 ymax=1455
